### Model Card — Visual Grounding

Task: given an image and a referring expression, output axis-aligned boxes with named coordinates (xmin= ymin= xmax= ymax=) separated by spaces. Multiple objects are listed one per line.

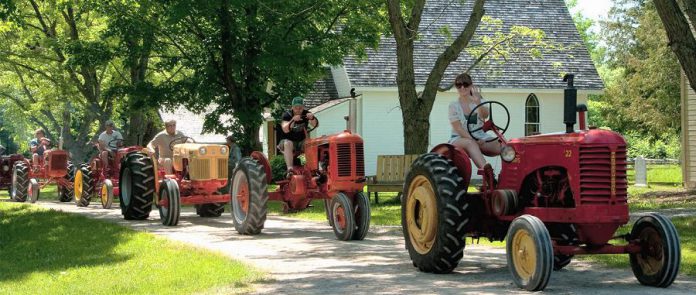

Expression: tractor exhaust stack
xmin=563 ymin=74 xmax=577 ymax=133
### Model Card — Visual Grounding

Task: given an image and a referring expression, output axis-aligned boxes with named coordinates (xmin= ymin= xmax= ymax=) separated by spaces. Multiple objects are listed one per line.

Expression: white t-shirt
xmin=98 ymin=130 xmax=124 ymax=151
xmin=448 ymin=99 xmax=494 ymax=140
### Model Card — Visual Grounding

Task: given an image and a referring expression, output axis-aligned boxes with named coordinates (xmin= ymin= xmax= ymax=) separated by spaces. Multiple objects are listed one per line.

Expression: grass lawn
xmin=0 ymin=190 xmax=263 ymax=295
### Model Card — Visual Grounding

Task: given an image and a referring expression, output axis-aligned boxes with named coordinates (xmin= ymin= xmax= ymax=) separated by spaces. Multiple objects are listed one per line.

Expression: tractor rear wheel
xmin=629 ymin=213 xmax=680 ymax=288
xmin=11 ymin=162 xmax=29 ymax=202
xmin=158 ymin=179 xmax=180 ymax=226
xmin=28 ymin=179 xmax=40 ymax=203
xmin=100 ymin=179 xmax=114 ymax=209
xmin=402 ymin=153 xmax=471 ymax=274
xmin=195 ymin=203 xmax=225 ymax=217
xmin=74 ymin=165 xmax=95 ymax=207
xmin=230 ymin=158 xmax=268 ymax=235
xmin=119 ymin=152 xmax=155 ymax=220
xmin=330 ymin=192 xmax=355 ymax=241
xmin=351 ymin=192 xmax=370 ymax=241
xmin=58 ymin=161 xmax=75 ymax=202
xmin=506 ymin=215 xmax=554 ymax=291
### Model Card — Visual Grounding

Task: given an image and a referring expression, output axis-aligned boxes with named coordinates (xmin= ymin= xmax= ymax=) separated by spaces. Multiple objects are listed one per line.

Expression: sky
xmin=572 ymin=0 xmax=612 ymax=22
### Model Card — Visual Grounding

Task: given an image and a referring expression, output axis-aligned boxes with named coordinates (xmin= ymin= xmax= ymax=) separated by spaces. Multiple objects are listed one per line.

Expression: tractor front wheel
xmin=351 ymin=192 xmax=370 ymax=241
xmin=629 ymin=213 xmax=681 ymax=288
xmin=100 ymin=179 xmax=114 ymax=209
xmin=230 ymin=158 xmax=268 ymax=235
xmin=28 ymin=179 xmax=40 ymax=203
xmin=158 ymin=179 xmax=180 ymax=226
xmin=119 ymin=152 xmax=155 ymax=220
xmin=11 ymin=162 xmax=29 ymax=202
xmin=402 ymin=153 xmax=470 ymax=274
xmin=330 ymin=192 xmax=355 ymax=241
xmin=195 ymin=203 xmax=225 ymax=217
xmin=506 ymin=214 xmax=554 ymax=291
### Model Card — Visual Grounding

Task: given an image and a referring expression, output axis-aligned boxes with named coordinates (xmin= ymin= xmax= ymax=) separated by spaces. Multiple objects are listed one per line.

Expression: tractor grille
xmin=355 ymin=143 xmax=365 ymax=177
xmin=217 ymin=158 xmax=228 ymax=179
xmin=49 ymin=153 xmax=68 ymax=171
xmin=190 ymin=159 xmax=211 ymax=180
xmin=337 ymin=143 xmax=351 ymax=177
xmin=579 ymin=145 xmax=627 ymax=204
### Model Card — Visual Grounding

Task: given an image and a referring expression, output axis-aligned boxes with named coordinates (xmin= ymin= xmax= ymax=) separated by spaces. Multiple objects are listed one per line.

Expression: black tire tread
xmin=231 ymin=158 xmax=268 ymax=235
xmin=119 ymin=152 xmax=154 ymax=220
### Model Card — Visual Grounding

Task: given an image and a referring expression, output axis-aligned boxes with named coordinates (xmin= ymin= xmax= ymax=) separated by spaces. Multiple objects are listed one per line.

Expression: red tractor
xmin=0 ymin=146 xmax=24 ymax=195
xmin=11 ymin=146 xmax=74 ymax=203
xmin=118 ymin=137 xmax=232 ymax=226
xmin=72 ymin=139 xmax=143 ymax=208
xmin=401 ymin=75 xmax=680 ymax=291
xmin=235 ymin=113 xmax=371 ymax=241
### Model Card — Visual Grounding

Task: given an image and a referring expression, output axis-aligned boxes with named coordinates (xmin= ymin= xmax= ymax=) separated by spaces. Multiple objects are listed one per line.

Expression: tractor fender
xmin=430 ymin=143 xmax=472 ymax=187
xmin=250 ymin=151 xmax=272 ymax=184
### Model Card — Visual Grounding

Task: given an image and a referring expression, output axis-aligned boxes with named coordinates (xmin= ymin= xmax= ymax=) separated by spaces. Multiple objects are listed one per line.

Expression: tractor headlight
xmin=2 ymin=165 xmax=8 ymax=172
xmin=220 ymin=146 xmax=228 ymax=155
xmin=199 ymin=147 xmax=207 ymax=155
xmin=501 ymin=145 xmax=516 ymax=162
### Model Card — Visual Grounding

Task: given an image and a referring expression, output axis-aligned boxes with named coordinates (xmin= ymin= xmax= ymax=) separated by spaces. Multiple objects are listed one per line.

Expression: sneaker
xmin=483 ymin=163 xmax=498 ymax=188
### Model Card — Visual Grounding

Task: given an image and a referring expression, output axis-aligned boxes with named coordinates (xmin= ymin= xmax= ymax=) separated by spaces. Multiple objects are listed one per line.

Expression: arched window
xmin=525 ymin=94 xmax=540 ymax=136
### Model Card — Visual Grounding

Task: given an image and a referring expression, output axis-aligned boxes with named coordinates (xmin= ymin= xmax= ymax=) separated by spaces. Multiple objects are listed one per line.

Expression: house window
xmin=525 ymin=94 xmax=540 ymax=136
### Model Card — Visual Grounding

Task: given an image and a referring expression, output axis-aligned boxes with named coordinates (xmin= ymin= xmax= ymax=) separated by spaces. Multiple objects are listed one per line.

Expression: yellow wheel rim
xmin=512 ymin=228 xmax=538 ymax=282
xmin=74 ymin=170 xmax=83 ymax=201
xmin=406 ymin=175 xmax=438 ymax=254
xmin=101 ymin=184 xmax=108 ymax=207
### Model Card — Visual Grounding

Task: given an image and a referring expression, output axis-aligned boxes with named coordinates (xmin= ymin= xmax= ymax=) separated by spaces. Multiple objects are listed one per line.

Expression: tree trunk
xmin=654 ymin=0 xmax=696 ymax=93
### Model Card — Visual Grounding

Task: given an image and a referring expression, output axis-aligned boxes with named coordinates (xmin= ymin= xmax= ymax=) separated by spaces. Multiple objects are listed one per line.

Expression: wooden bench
xmin=366 ymin=154 xmax=420 ymax=204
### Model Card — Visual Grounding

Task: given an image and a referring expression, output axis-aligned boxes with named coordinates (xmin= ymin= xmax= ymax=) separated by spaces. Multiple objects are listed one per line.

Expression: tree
xmin=654 ymin=0 xmax=696 ymax=93
xmin=597 ymin=0 xmax=680 ymax=137
xmin=386 ymin=0 xmax=486 ymax=154
xmin=156 ymin=0 xmax=384 ymax=152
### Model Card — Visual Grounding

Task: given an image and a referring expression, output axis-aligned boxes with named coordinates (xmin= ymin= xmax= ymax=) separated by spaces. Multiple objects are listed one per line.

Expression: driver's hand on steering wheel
xmin=306 ymin=112 xmax=315 ymax=120
xmin=292 ymin=115 xmax=302 ymax=122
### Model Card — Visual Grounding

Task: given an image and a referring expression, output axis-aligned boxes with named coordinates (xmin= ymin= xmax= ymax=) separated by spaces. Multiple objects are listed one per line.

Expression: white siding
xmin=683 ymin=74 xmax=696 ymax=187
xmin=312 ymin=101 xmax=350 ymax=136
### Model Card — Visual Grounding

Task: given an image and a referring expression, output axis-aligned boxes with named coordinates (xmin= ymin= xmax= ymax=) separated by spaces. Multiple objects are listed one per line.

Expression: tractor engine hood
xmin=173 ymin=143 xmax=229 ymax=159
xmin=509 ymin=129 xmax=626 ymax=146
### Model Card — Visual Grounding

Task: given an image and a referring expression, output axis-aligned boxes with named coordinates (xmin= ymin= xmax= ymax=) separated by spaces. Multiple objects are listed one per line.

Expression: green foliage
xmin=624 ymin=131 xmax=680 ymax=159
xmin=594 ymin=1 xmax=680 ymax=140
xmin=270 ymin=155 xmax=287 ymax=182
xmin=0 ymin=200 xmax=262 ymax=294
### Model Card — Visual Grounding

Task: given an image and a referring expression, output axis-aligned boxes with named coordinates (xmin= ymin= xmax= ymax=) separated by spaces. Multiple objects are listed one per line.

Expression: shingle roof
xmin=343 ymin=0 xmax=603 ymax=90
xmin=304 ymin=68 xmax=339 ymax=109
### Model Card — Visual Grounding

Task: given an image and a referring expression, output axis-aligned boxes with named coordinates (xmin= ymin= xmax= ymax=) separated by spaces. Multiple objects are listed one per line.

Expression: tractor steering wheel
xmin=466 ymin=101 xmax=510 ymax=142
xmin=291 ymin=116 xmax=319 ymax=133
xmin=168 ymin=136 xmax=195 ymax=151
xmin=107 ymin=138 xmax=123 ymax=150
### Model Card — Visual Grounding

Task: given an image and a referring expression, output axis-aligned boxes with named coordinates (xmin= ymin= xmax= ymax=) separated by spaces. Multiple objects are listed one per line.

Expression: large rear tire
xmin=230 ymin=158 xmax=268 ymax=235
xmin=506 ymin=215 xmax=554 ymax=291
xmin=74 ymin=165 xmax=95 ymax=207
xmin=402 ymin=153 xmax=471 ymax=274
xmin=351 ymin=191 xmax=370 ymax=241
xmin=195 ymin=203 xmax=225 ymax=217
xmin=11 ymin=162 xmax=29 ymax=202
xmin=119 ymin=152 xmax=155 ymax=220
xmin=58 ymin=161 xmax=75 ymax=202
xmin=158 ymin=179 xmax=180 ymax=226
xmin=629 ymin=213 xmax=681 ymax=288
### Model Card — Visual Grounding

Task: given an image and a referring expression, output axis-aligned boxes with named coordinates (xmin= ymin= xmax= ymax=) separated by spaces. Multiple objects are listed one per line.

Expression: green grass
xmin=581 ymin=216 xmax=696 ymax=277
xmin=627 ymin=164 xmax=682 ymax=184
xmin=0 ymin=192 xmax=263 ymax=294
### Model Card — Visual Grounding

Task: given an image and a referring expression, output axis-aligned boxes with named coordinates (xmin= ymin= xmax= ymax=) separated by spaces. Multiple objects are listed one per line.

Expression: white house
xmin=263 ymin=0 xmax=604 ymax=176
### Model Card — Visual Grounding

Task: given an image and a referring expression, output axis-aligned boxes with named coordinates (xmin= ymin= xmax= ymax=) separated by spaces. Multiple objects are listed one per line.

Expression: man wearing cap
xmin=280 ymin=96 xmax=317 ymax=178
xmin=29 ymin=128 xmax=51 ymax=171
xmin=147 ymin=119 xmax=186 ymax=174
xmin=97 ymin=120 xmax=124 ymax=174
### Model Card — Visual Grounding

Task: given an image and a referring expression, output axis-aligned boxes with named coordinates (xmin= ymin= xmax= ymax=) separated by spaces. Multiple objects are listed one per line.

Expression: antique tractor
xmin=402 ymin=75 xmax=680 ymax=291
xmin=0 ymin=146 xmax=24 ymax=195
xmin=11 ymin=144 xmax=74 ymax=203
xmin=119 ymin=137 xmax=231 ymax=226
xmin=236 ymin=114 xmax=371 ymax=241
xmin=73 ymin=139 xmax=142 ymax=208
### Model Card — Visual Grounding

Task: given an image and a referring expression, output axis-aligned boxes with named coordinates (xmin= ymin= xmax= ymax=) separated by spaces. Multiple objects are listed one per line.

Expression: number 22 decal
xmin=564 ymin=150 xmax=572 ymax=157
